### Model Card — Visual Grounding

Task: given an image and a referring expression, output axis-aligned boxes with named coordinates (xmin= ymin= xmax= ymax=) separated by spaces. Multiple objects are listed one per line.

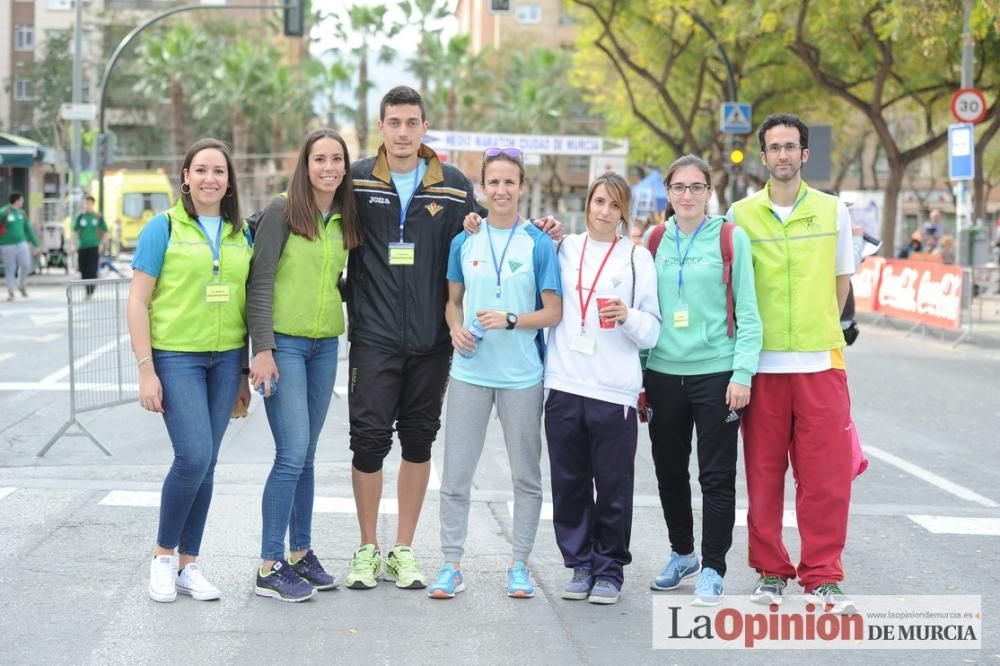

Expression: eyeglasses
xmin=667 ymin=183 xmax=709 ymax=195
xmin=484 ymin=147 xmax=523 ymax=159
xmin=765 ymin=143 xmax=802 ymax=155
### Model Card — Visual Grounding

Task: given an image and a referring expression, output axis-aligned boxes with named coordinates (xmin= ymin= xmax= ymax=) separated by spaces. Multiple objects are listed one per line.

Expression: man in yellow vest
xmin=727 ymin=114 xmax=856 ymax=614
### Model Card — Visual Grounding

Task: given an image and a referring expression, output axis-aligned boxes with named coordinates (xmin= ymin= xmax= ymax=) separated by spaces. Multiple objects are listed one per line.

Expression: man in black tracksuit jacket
xmin=343 ymin=86 xmax=484 ymax=589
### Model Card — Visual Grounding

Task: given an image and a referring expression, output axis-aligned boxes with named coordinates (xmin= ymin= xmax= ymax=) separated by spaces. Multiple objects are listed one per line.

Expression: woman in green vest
xmin=247 ymin=128 xmax=362 ymax=602
xmin=127 ymin=138 xmax=253 ymax=603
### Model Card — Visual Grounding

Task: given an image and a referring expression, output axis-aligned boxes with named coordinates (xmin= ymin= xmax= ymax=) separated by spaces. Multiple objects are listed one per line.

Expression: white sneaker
xmin=176 ymin=563 xmax=221 ymax=601
xmin=148 ymin=554 xmax=178 ymax=602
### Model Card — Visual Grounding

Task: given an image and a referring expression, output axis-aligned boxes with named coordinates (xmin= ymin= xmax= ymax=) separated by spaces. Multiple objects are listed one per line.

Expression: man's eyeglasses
xmin=765 ymin=143 xmax=802 ymax=155
xmin=667 ymin=183 xmax=709 ymax=195
xmin=484 ymin=147 xmax=523 ymax=159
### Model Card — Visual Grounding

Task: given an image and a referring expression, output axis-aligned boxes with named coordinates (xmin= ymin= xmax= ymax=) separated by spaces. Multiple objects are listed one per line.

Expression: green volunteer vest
xmin=272 ymin=212 xmax=347 ymax=339
xmin=730 ymin=181 xmax=843 ymax=351
xmin=149 ymin=201 xmax=252 ymax=352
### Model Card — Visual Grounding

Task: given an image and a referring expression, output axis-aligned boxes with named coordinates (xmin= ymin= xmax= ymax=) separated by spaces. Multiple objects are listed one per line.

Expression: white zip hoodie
xmin=544 ymin=233 xmax=662 ymax=407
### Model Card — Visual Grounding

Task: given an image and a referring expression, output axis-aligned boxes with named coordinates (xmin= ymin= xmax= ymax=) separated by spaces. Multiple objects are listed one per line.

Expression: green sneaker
xmin=345 ymin=544 xmax=382 ymax=590
xmin=384 ymin=545 xmax=428 ymax=589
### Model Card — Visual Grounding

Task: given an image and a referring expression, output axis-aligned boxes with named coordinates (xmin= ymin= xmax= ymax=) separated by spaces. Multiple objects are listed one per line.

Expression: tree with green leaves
xmin=130 ymin=23 xmax=212 ymax=169
xmin=415 ymin=34 xmax=490 ymax=130
xmin=752 ymin=0 xmax=1000 ymax=252
xmin=477 ymin=47 xmax=593 ymax=208
xmin=568 ymin=0 xmax=818 ymax=209
xmin=398 ymin=0 xmax=453 ymax=94
xmin=18 ymin=30 xmax=74 ymax=151
xmin=327 ymin=4 xmax=402 ymax=157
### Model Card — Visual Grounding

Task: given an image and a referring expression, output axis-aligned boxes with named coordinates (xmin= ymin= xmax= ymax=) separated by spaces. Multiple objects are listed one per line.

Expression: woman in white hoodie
xmin=543 ymin=172 xmax=661 ymax=605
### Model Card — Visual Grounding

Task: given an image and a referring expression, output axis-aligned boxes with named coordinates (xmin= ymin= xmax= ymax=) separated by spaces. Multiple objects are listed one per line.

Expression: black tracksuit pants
xmin=645 ymin=369 xmax=738 ymax=576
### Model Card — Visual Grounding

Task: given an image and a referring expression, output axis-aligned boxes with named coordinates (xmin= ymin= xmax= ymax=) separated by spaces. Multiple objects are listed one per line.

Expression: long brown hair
xmin=285 ymin=128 xmax=362 ymax=249
xmin=585 ymin=172 xmax=631 ymax=237
xmin=179 ymin=138 xmax=242 ymax=235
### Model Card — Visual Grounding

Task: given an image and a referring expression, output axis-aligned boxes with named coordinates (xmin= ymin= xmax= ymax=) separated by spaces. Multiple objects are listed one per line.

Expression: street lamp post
xmin=94 ymin=2 xmax=302 ymax=224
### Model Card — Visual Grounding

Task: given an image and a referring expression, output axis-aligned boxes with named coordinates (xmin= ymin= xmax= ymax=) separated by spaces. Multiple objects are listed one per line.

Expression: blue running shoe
xmin=506 ymin=561 xmax=535 ymax=598
xmin=427 ymin=564 xmax=465 ymax=599
xmin=588 ymin=580 xmax=621 ymax=605
xmin=691 ymin=567 xmax=724 ymax=606
xmin=255 ymin=560 xmax=315 ymax=602
xmin=562 ymin=566 xmax=593 ymax=600
xmin=651 ymin=551 xmax=700 ymax=591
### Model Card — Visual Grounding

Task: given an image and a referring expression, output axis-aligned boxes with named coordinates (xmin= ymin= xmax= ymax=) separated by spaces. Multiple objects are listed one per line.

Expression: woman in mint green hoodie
xmin=644 ymin=155 xmax=762 ymax=606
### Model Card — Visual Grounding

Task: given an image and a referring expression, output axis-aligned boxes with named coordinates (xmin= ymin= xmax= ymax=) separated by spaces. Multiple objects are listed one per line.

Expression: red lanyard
xmin=577 ymin=235 xmax=618 ymax=330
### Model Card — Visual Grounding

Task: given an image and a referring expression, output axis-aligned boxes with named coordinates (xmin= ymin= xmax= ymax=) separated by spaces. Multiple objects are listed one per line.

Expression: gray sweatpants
xmin=439 ymin=377 xmax=544 ymax=563
xmin=2 ymin=242 xmax=32 ymax=293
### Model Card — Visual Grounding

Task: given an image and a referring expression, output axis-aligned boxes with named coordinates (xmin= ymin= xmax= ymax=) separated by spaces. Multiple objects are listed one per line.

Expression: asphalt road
xmin=1 ymin=283 xmax=998 ymax=665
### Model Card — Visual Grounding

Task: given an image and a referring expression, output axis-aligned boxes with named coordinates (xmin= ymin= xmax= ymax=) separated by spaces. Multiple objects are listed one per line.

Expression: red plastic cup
xmin=596 ymin=295 xmax=617 ymax=329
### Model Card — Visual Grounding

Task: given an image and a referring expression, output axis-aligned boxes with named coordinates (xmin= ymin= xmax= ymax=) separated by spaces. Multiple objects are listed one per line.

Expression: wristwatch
xmin=505 ymin=312 xmax=518 ymax=330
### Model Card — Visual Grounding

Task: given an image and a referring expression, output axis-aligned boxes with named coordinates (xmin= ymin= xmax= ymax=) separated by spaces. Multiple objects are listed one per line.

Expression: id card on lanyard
xmin=197 ymin=217 xmax=228 ymax=305
xmin=389 ymin=170 xmax=420 ymax=266
xmin=672 ymin=218 xmax=706 ymax=327
xmin=572 ymin=235 xmax=618 ymax=355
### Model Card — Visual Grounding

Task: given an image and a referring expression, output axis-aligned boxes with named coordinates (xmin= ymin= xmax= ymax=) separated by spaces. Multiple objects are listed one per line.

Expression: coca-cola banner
xmin=851 ymin=257 xmax=885 ymax=313
xmin=874 ymin=259 xmax=964 ymax=330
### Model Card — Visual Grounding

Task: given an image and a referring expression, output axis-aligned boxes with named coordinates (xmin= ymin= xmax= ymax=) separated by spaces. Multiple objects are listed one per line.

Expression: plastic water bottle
xmin=256 ymin=377 xmax=278 ymax=397
xmin=461 ymin=318 xmax=487 ymax=359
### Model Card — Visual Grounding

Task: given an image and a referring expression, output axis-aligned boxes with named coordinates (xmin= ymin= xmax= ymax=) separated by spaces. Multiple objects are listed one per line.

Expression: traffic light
xmin=96 ymin=132 xmax=116 ymax=166
xmin=284 ymin=0 xmax=304 ymax=37
xmin=489 ymin=0 xmax=512 ymax=13
xmin=729 ymin=147 xmax=745 ymax=166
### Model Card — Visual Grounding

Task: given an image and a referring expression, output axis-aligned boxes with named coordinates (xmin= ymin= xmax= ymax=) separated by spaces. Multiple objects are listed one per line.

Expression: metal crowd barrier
xmin=37 ymin=278 xmax=136 ymax=457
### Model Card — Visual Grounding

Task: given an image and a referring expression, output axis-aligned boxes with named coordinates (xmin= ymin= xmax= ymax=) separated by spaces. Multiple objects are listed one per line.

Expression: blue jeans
xmin=154 ymin=348 xmax=243 ymax=555
xmin=260 ymin=334 xmax=339 ymax=560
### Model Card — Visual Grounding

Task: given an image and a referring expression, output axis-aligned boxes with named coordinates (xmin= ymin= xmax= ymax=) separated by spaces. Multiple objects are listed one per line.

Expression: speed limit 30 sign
xmin=951 ymin=88 xmax=987 ymax=124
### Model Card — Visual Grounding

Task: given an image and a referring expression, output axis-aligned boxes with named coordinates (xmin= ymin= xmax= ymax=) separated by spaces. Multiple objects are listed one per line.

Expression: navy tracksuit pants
xmin=544 ymin=389 xmax=638 ymax=588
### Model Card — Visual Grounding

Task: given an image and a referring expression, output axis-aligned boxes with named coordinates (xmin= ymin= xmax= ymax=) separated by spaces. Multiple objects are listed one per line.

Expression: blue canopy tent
xmin=630 ymin=170 xmax=668 ymax=220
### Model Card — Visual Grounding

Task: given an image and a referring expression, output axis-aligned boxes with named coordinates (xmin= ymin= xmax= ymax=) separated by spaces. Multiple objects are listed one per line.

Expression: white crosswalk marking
xmin=733 ymin=508 xmax=798 ymax=529
xmin=313 ymin=496 xmax=398 ymax=515
xmin=907 ymin=515 xmax=1000 ymax=536
xmin=507 ymin=501 xmax=553 ymax=521
xmin=866 ymin=445 xmax=999 ymax=508
xmin=99 ymin=490 xmax=160 ymax=507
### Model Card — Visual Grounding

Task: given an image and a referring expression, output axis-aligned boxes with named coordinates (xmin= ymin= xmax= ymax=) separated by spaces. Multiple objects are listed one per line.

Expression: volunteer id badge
xmin=205 ymin=283 xmax=231 ymax=304
xmin=570 ymin=333 xmax=596 ymax=356
xmin=673 ymin=304 xmax=689 ymax=328
xmin=388 ymin=242 xmax=415 ymax=265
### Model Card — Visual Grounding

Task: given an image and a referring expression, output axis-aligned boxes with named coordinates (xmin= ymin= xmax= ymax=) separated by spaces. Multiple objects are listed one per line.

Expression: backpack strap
xmin=629 ymin=242 xmax=636 ymax=308
xmin=647 ymin=223 xmax=667 ymax=258
xmin=720 ymin=221 xmax=736 ymax=338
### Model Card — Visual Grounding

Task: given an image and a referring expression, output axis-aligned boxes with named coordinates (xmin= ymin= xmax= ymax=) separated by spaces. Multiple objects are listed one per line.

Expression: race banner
xmin=875 ymin=259 xmax=964 ymax=330
xmin=851 ymin=257 xmax=885 ymax=313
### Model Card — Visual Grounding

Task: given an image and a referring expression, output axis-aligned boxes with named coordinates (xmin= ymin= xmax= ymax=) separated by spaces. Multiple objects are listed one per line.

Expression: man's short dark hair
xmin=8 ymin=192 xmax=23 ymax=205
xmin=84 ymin=195 xmax=95 ymax=203
xmin=757 ymin=113 xmax=809 ymax=152
xmin=380 ymin=86 xmax=425 ymax=121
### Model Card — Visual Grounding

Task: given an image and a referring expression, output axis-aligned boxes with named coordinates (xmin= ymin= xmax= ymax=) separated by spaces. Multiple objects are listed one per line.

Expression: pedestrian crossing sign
xmin=721 ymin=102 xmax=752 ymax=133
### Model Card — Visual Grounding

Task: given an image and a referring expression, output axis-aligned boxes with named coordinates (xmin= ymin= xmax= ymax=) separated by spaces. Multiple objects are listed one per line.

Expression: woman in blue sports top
xmin=426 ymin=147 xmax=562 ymax=601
